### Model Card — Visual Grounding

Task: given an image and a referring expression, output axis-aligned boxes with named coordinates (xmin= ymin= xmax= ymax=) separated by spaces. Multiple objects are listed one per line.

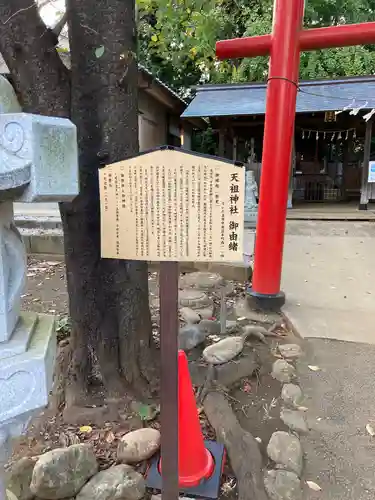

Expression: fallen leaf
xmin=306 ymin=481 xmax=322 ymax=491
xmin=242 ymin=382 xmax=252 ymax=393
xmin=79 ymin=425 xmax=93 ymax=434
xmin=366 ymin=423 xmax=375 ymax=436
xmin=308 ymin=365 xmax=320 ymax=372
xmin=95 ymin=45 xmax=105 ymax=58
xmin=105 ymin=430 xmax=115 ymax=443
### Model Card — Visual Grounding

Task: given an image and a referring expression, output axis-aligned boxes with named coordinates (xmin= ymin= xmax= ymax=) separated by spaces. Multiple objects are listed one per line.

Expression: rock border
xmin=266 ymin=344 xmax=307 ymax=500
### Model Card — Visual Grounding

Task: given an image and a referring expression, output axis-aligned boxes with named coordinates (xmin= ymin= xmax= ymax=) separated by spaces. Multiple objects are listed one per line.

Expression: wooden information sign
xmin=99 ymin=147 xmax=244 ymax=500
xmin=99 ymin=147 xmax=245 ymax=263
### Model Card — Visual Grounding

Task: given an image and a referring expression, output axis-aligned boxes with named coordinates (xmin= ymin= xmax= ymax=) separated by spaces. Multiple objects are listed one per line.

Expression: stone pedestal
xmin=0 ymin=75 xmax=79 ymax=500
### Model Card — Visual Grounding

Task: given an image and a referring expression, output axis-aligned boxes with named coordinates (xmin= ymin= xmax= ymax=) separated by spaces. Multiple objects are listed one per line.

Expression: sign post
xmin=99 ymin=147 xmax=245 ymax=500
xmin=216 ymin=0 xmax=375 ymax=309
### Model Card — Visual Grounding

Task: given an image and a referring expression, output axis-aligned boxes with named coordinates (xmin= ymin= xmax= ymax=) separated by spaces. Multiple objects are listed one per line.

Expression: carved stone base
xmin=0 ymin=312 xmax=37 ymax=360
xmin=0 ymin=314 xmax=56 ymax=427
xmin=0 ymin=202 xmax=26 ymax=343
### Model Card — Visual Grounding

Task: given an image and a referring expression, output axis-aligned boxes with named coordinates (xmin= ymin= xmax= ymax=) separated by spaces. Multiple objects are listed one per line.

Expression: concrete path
xmin=276 ymin=221 xmax=375 ymax=499
xmin=298 ymin=339 xmax=375 ymax=500
xmin=282 ymin=221 xmax=375 ymax=344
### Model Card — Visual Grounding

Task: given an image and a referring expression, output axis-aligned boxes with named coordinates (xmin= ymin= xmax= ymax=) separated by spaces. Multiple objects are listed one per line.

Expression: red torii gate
xmin=216 ymin=0 xmax=375 ymax=309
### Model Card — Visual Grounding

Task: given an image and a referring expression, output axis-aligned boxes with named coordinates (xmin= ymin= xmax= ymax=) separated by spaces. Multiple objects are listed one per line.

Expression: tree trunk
xmin=0 ymin=0 xmax=158 ymax=408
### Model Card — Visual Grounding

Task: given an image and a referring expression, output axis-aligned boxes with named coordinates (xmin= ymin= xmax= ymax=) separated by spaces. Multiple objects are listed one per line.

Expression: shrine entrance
xmin=182 ymin=76 xmax=375 ymax=211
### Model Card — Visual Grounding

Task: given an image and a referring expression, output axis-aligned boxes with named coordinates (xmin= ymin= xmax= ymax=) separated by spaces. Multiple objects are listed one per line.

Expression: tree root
xmin=49 ymin=340 xmax=71 ymax=412
xmin=203 ymin=391 xmax=268 ymax=500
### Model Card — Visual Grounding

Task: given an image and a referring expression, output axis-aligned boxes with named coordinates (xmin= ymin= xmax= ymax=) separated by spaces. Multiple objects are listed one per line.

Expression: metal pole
xmin=159 ymin=262 xmax=179 ymax=500
xmin=250 ymin=0 xmax=304 ymax=297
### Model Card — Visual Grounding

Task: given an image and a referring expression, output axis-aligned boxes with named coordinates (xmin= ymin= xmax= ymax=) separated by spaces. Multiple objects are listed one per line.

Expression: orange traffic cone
xmin=146 ymin=350 xmax=225 ymax=499
xmin=177 ymin=350 xmax=214 ymax=486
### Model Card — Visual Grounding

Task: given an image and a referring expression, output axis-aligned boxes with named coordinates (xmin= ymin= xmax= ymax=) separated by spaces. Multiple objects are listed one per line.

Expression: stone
xmin=198 ymin=319 xmax=221 ymax=334
xmin=76 ymin=465 xmax=145 ymax=500
xmin=117 ymin=428 xmax=161 ymax=464
xmin=280 ymin=409 xmax=308 ymax=434
xmin=0 ymin=203 xmax=26 ymax=342
xmin=0 ymin=313 xmax=56 ymax=427
xmin=6 ymin=456 xmax=38 ymax=500
xmin=179 ymin=324 xmax=207 ymax=351
xmin=0 ymin=113 xmax=78 ymax=203
xmin=179 ymin=289 xmax=212 ymax=309
xmin=0 ymin=77 xmax=21 ymax=113
xmin=235 ymin=298 xmax=281 ymax=324
xmin=281 ymin=384 xmax=303 ymax=407
xmin=30 ymin=444 xmax=98 ymax=499
xmin=272 ymin=360 xmax=296 ymax=383
xmin=0 ymin=312 xmax=37 ymax=360
xmin=226 ymin=320 xmax=239 ymax=334
xmin=278 ymin=344 xmax=303 ymax=360
xmin=203 ymin=336 xmax=244 ymax=364
xmin=195 ymin=307 xmax=214 ymax=320
xmin=179 ymin=307 xmax=201 ymax=324
xmin=0 ymin=75 xmax=79 ymax=493
xmin=194 ymin=262 xmax=251 ymax=282
xmin=179 ymin=272 xmax=225 ymax=290
xmin=267 ymin=432 xmax=303 ymax=475
xmin=264 ymin=470 xmax=302 ymax=500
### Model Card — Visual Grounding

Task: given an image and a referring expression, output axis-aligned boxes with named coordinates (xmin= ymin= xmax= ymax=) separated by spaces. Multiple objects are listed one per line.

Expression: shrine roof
xmin=181 ymin=76 xmax=375 ymax=118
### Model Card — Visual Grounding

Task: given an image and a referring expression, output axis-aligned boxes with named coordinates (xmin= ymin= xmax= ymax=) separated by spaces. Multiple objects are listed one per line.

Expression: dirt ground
xmin=14 ymin=256 xmax=301 ymax=498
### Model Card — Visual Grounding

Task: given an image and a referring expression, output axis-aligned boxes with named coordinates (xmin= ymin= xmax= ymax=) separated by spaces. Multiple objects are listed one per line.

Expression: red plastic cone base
xmin=159 ymin=350 xmax=215 ymax=487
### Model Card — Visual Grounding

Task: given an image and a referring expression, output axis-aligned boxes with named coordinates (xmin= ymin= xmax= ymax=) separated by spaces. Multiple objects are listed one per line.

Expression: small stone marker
xmin=30 ymin=444 xmax=97 ymax=499
xmin=203 ymin=336 xmax=244 ymax=364
xmin=76 ymin=465 xmax=145 ymax=500
xmin=271 ymin=359 xmax=296 ymax=383
xmin=278 ymin=344 xmax=303 ymax=359
xmin=267 ymin=431 xmax=303 ymax=476
xmin=280 ymin=409 xmax=308 ymax=434
xmin=117 ymin=428 xmax=161 ymax=464
xmin=264 ymin=470 xmax=302 ymax=500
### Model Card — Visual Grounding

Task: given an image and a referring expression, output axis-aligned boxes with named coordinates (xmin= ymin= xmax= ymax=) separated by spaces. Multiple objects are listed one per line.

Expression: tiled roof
xmin=181 ymin=76 xmax=375 ymax=118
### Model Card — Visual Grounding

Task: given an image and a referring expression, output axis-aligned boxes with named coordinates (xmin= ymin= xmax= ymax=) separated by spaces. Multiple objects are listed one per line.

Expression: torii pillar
xmin=217 ymin=0 xmax=375 ymax=309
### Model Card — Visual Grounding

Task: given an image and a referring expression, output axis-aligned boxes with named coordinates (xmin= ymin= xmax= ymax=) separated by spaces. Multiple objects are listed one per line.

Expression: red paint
xmin=216 ymin=1 xmax=375 ymax=295
xmin=216 ymin=22 xmax=375 ymax=60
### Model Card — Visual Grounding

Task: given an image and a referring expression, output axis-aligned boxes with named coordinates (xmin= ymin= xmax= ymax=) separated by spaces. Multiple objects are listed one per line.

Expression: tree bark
xmin=0 ymin=0 xmax=158 ymax=407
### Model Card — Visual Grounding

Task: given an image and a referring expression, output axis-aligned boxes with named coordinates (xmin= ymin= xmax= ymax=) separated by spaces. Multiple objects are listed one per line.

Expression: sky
xmin=39 ymin=0 xmax=65 ymax=26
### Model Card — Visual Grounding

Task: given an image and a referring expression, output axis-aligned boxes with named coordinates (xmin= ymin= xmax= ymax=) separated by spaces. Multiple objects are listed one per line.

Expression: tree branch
xmin=3 ymin=3 xmax=36 ymax=24
xmin=0 ymin=0 xmax=70 ymax=117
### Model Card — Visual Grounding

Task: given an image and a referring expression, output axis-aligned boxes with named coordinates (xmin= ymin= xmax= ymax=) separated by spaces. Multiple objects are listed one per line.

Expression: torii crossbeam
xmin=216 ymin=0 xmax=375 ymax=309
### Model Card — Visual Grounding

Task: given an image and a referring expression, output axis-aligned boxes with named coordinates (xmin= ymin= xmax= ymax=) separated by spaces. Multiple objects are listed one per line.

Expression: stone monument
xmin=244 ymin=169 xmax=258 ymax=228
xmin=0 ymin=76 xmax=78 ymax=499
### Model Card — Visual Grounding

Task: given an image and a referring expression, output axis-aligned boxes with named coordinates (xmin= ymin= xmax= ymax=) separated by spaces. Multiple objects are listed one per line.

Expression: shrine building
xmin=182 ymin=75 xmax=375 ymax=211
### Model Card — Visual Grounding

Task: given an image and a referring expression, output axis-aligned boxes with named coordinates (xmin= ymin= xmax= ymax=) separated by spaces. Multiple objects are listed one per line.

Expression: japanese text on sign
xmin=99 ymin=149 xmax=245 ymax=263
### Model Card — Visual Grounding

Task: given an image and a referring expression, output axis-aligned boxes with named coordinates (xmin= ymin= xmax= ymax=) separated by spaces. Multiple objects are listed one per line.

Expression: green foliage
xmin=137 ymin=0 xmax=375 ymax=96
